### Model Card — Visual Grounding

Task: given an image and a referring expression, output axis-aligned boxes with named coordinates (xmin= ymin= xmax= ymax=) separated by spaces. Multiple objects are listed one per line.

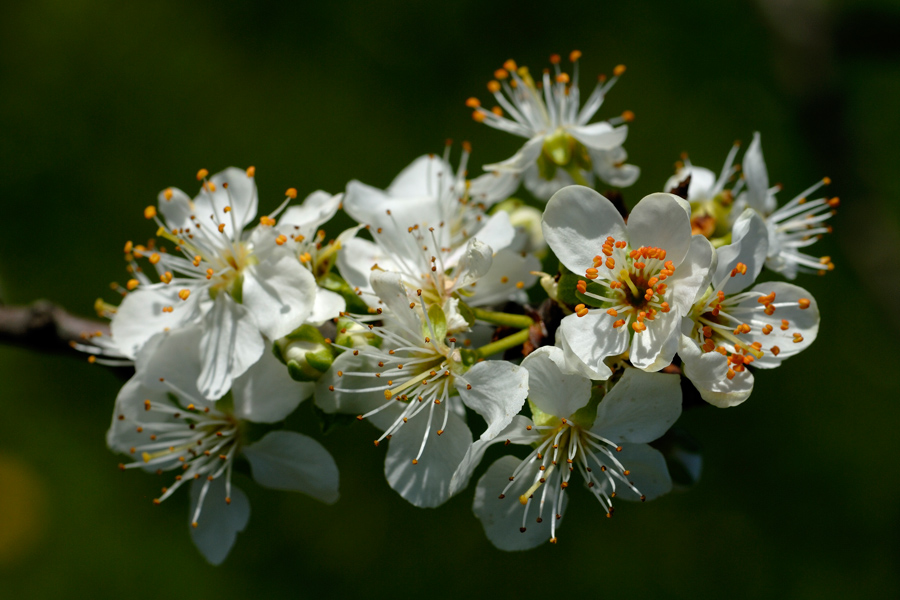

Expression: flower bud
xmin=274 ymin=325 xmax=333 ymax=382
xmin=334 ymin=318 xmax=382 ymax=351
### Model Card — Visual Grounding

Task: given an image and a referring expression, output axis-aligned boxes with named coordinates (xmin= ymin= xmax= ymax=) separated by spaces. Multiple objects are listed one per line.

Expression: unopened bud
xmin=274 ymin=325 xmax=333 ymax=382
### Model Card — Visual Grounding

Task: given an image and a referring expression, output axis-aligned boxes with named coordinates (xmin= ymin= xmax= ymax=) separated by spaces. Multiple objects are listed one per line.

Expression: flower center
xmin=495 ymin=418 xmax=645 ymax=544
xmin=574 ymin=237 xmax=674 ymax=332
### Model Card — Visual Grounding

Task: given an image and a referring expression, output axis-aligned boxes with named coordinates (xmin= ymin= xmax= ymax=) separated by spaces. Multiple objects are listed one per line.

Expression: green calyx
xmin=273 ymin=324 xmax=334 ymax=382
xmin=334 ymin=317 xmax=382 ymax=352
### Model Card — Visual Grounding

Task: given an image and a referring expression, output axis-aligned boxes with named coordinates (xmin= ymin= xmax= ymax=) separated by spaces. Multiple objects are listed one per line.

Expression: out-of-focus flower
xmin=467 ymin=52 xmax=638 ymax=200
xmin=109 ymin=327 xmax=338 ymax=564
xmin=469 ymin=347 xmax=680 ymax=550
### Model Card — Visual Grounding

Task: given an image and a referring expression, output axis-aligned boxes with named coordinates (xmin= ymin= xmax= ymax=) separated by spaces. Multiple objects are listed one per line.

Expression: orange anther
xmin=576 ymin=280 xmax=587 ymax=294
xmin=472 ymin=111 xmax=486 ymax=123
xmin=798 ymin=298 xmax=811 ymax=309
xmin=178 ymin=289 xmax=190 ymax=301
xmin=491 ymin=106 xmax=503 ymax=116
xmin=828 ymin=197 xmax=840 ymax=207
xmin=503 ymin=59 xmax=517 ymax=72
xmin=585 ymin=268 xmax=599 ymax=279
xmin=246 ymin=166 xmax=256 ymax=177
xmin=634 ymin=261 xmax=646 ymax=270
xmin=764 ymin=304 xmax=776 ymax=316
xmin=276 ymin=234 xmax=288 ymax=245
xmin=144 ymin=206 xmax=157 ymax=219
xmin=607 ymin=308 xmax=618 ymax=317
xmin=556 ymin=73 xmax=570 ymax=84
xmin=206 ymin=268 xmax=214 ymax=279
xmin=613 ymin=64 xmax=626 ymax=77
xmin=196 ymin=168 xmax=209 ymax=180
xmin=793 ymin=333 xmax=804 ymax=343
xmin=163 ymin=188 xmax=174 ymax=201
xmin=466 ymin=97 xmax=481 ymax=108
xmin=549 ymin=54 xmax=561 ymax=64
xmin=569 ymin=50 xmax=582 ymax=62
xmin=218 ymin=223 xmax=226 ymax=233
xmin=606 ymin=257 xmax=616 ymax=269
xmin=780 ymin=320 xmax=790 ymax=331
xmin=702 ymin=326 xmax=712 ymax=338
xmin=771 ymin=346 xmax=781 ymax=356
xmin=632 ymin=321 xmax=646 ymax=333
xmin=660 ymin=302 xmax=670 ymax=313
xmin=494 ymin=69 xmax=509 ymax=80
xmin=149 ymin=253 xmax=160 ymax=265
xmin=613 ymin=319 xmax=626 ymax=328
xmin=285 ymin=188 xmax=298 ymax=199
xmin=762 ymin=324 xmax=773 ymax=335
xmin=822 ymin=176 xmax=831 ymax=185
xmin=621 ymin=110 xmax=635 ymax=122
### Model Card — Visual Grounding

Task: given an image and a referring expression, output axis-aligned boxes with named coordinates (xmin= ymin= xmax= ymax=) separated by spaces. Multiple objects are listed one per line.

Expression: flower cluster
xmin=88 ymin=52 xmax=833 ymax=562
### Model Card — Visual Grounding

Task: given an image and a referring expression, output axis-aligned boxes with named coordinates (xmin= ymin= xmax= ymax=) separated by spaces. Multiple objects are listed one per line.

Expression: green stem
xmin=476 ymin=328 xmax=531 ymax=359
xmin=470 ymin=307 xmax=533 ymax=329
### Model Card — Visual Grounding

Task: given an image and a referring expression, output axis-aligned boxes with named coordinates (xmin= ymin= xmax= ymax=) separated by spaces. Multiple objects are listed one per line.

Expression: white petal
xmin=192 ymin=167 xmax=258 ymax=238
xmin=627 ymin=193 xmax=693 ymax=267
xmin=664 ymin=234 xmax=715 ymax=313
xmin=483 ymin=136 xmax=544 ymax=172
xmin=277 ymin=191 xmax=341 ymax=231
xmin=468 ymin=170 xmax=521 ymax=207
xmin=315 ymin=351 xmax=404 ymax=431
xmin=243 ymin=238 xmax=316 ymax=340
xmin=605 ymin=443 xmax=672 ymax=502
xmin=663 ymin=166 xmax=717 ymax=201
xmin=742 ymin=132 xmax=771 ymax=213
xmin=568 ymin=122 xmax=628 ymax=151
xmin=454 ymin=239 xmax=494 ymax=289
xmin=457 ymin=360 xmax=529 ymax=440
xmin=232 ymin=346 xmax=312 ymax=423
xmin=557 ymin=311 xmax=628 ymax=381
xmin=629 ymin=309 xmax=681 ymax=371
xmin=307 ymin=288 xmax=345 ymax=326
xmin=589 ymin=146 xmax=640 ymax=188
xmin=472 ymin=456 xmax=565 ymax=551
xmin=197 ymin=294 xmax=265 ymax=400
xmin=592 ymin=368 xmax=682 ymax=443
xmin=523 ymin=162 xmax=584 ymax=201
xmin=336 ymin=236 xmax=398 ymax=294
xmin=520 ymin=346 xmax=591 ymax=418
xmin=111 ymin=284 xmax=206 ymax=359
xmin=679 ymin=335 xmax=754 ymax=408
xmin=157 ymin=186 xmax=193 ymax=230
xmin=738 ymin=282 xmax=819 ymax=369
xmin=189 ymin=478 xmax=250 ymax=566
xmin=466 ymin=250 xmax=540 ymax=307
xmin=542 ymin=186 xmax=627 ymax=276
xmin=449 ymin=415 xmax=539 ymax=496
xmin=468 ymin=210 xmax=515 ymax=255
xmin=243 ymin=431 xmax=339 ymax=503
xmin=387 ymin=154 xmax=454 ymax=199
xmin=715 ymin=209 xmax=769 ymax=295
xmin=137 ymin=326 xmax=205 ymax=400
xmin=384 ymin=407 xmax=472 ymax=508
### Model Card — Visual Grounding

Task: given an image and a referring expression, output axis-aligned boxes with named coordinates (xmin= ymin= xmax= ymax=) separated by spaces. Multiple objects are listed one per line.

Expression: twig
xmin=0 ymin=300 xmax=111 ymax=358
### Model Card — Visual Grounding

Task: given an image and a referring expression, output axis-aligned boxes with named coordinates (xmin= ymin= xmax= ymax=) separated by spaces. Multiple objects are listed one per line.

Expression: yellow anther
xmin=144 ymin=206 xmax=157 ymax=219
xmin=556 ymin=73 xmax=570 ymax=84
xmin=196 ymin=168 xmax=209 ymax=180
xmin=164 ymin=188 xmax=174 ymax=201
xmin=515 ymin=281 xmax=524 ymax=289
xmin=217 ymin=223 xmax=226 ymax=233
xmin=206 ymin=268 xmax=214 ymax=279
xmin=472 ymin=111 xmax=486 ymax=123
xmin=275 ymin=234 xmax=288 ymax=245
xmin=178 ymin=289 xmax=190 ymax=301
xmin=822 ymin=176 xmax=831 ymax=185
xmin=503 ymin=59 xmax=517 ymax=72
xmin=466 ymin=97 xmax=481 ymax=107
xmin=124 ymin=241 xmax=133 ymax=254
xmin=260 ymin=216 xmax=276 ymax=226
xmin=125 ymin=279 xmax=139 ymax=291
xmin=149 ymin=253 xmax=161 ymax=265
xmin=286 ymin=188 xmax=298 ymax=199
xmin=569 ymin=50 xmax=582 ymax=62
xmin=613 ymin=64 xmax=626 ymax=77
xmin=299 ymin=252 xmax=312 ymax=263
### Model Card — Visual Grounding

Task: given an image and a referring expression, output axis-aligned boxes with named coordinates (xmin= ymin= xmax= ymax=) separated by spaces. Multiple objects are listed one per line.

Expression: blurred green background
xmin=1 ymin=0 xmax=899 ymax=598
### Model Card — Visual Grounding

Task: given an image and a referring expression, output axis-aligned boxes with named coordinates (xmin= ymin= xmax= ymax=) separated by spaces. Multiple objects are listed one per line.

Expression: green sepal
xmin=457 ymin=300 xmax=476 ymax=328
xmin=305 ymin=347 xmax=334 ymax=373
xmin=460 ymin=348 xmax=479 ymax=367
xmin=276 ymin=324 xmax=333 ymax=382
xmin=569 ymin=385 xmax=604 ymax=430
xmin=425 ymin=303 xmax=447 ymax=342
xmin=319 ymin=271 xmax=369 ymax=314
xmin=556 ymin=264 xmax=587 ymax=309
